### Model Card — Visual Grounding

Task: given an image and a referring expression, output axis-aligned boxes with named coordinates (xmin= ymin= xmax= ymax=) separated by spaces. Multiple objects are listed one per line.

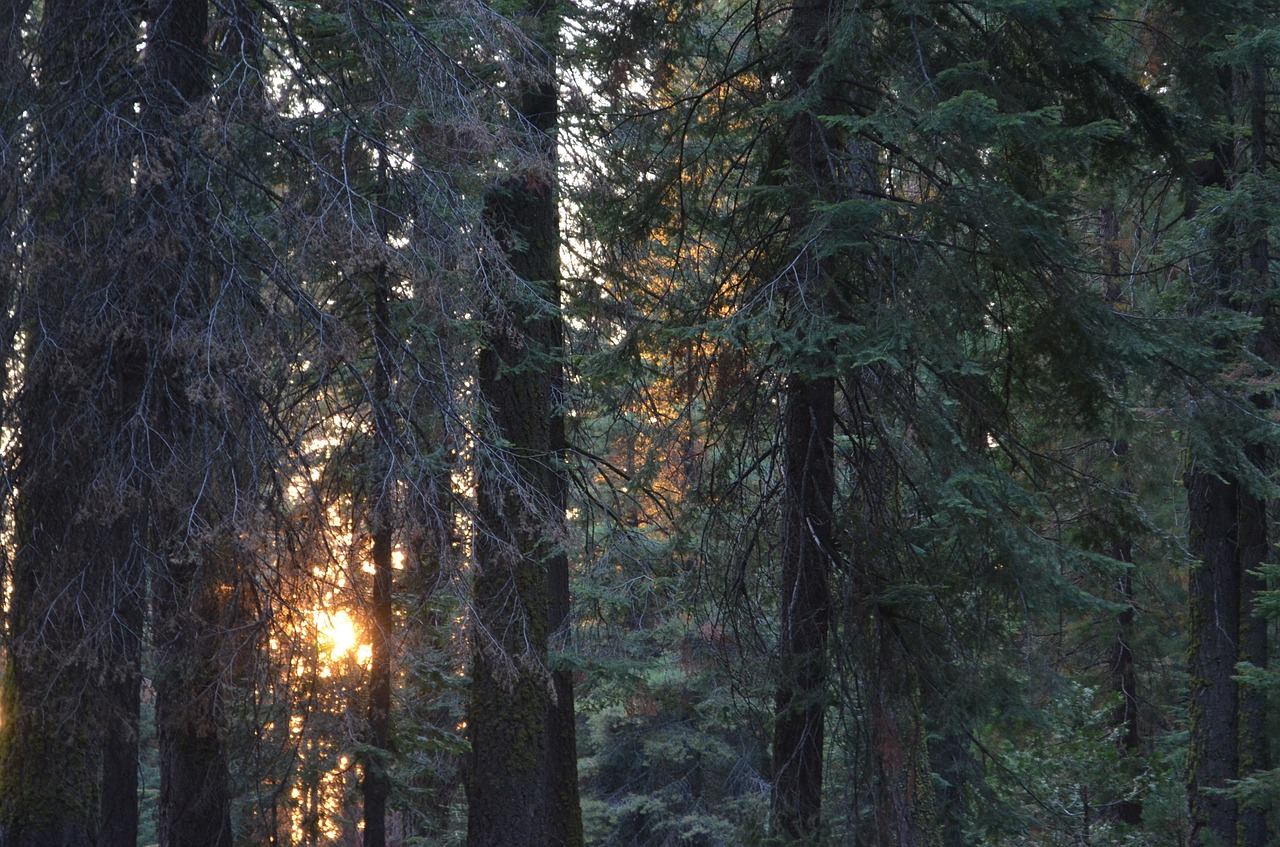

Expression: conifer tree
xmin=469 ymin=0 xmax=583 ymax=837
xmin=0 ymin=3 xmax=145 ymax=843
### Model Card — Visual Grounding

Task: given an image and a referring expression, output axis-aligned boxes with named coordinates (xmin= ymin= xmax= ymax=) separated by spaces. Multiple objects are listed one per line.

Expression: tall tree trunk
xmin=469 ymin=0 xmax=578 ymax=841
xmin=547 ymin=340 xmax=584 ymax=847
xmin=363 ymin=154 xmax=395 ymax=847
xmin=0 ymin=3 xmax=143 ymax=845
xmin=772 ymin=374 xmax=834 ymax=842
xmin=1236 ymin=55 xmax=1271 ymax=847
xmin=469 ymin=278 xmax=553 ymax=847
xmin=1184 ymin=57 xmax=1274 ymax=847
xmin=1237 ymin=444 xmax=1268 ymax=847
xmin=1185 ymin=469 xmax=1241 ymax=847
xmin=154 ymin=560 xmax=234 ymax=847
xmin=138 ymin=2 xmax=236 ymax=845
xmin=770 ymin=0 xmax=836 ymax=840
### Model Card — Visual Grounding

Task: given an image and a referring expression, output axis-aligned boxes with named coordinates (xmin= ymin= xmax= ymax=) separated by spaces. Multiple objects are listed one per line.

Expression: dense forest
xmin=0 ymin=0 xmax=1278 ymax=845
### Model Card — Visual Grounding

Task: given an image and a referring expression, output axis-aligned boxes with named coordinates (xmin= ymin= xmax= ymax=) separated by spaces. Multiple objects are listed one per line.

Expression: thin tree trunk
xmin=363 ymin=153 xmax=395 ymax=847
xmin=1098 ymin=212 xmax=1143 ymax=828
xmin=1237 ymin=446 xmax=1268 ymax=847
xmin=547 ymin=350 xmax=584 ymax=847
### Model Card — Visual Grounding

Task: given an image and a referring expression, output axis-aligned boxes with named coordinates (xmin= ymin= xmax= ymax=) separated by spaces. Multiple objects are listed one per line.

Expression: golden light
xmin=315 ymin=609 xmax=360 ymax=661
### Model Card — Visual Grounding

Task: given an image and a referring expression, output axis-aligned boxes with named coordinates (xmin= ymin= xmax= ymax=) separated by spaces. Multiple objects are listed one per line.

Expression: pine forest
xmin=3 ymin=1 xmax=1280 ymax=845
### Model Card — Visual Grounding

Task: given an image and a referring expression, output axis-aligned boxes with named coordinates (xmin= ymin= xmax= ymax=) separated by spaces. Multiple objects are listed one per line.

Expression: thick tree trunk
xmin=469 ymin=0 xmax=578 ymax=839
xmin=138 ymin=3 xmax=237 ymax=846
xmin=0 ymin=3 xmax=142 ymax=845
xmin=469 ymin=314 xmax=553 ymax=846
xmin=1183 ymin=58 xmax=1273 ymax=847
xmin=154 ymin=563 xmax=234 ymax=847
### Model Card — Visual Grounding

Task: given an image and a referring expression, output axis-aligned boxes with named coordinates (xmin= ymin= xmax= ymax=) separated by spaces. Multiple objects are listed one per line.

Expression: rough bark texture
xmin=0 ymin=3 xmax=143 ymax=845
xmin=468 ymin=0 xmax=578 ymax=840
xmin=469 ymin=289 xmax=553 ymax=846
xmin=1236 ymin=57 xmax=1271 ymax=847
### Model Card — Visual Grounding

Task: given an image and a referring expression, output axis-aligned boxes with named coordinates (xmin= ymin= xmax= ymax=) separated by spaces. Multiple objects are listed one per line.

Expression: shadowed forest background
xmin=1 ymin=1 xmax=1279 ymax=846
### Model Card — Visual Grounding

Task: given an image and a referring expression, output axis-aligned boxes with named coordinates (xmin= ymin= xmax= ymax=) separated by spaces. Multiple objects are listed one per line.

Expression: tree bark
xmin=363 ymin=158 xmax=395 ymax=847
xmin=770 ymin=0 xmax=837 ymax=840
xmin=772 ymin=375 xmax=835 ymax=842
xmin=1183 ymin=57 xmax=1273 ymax=847
xmin=138 ymin=3 xmax=237 ymax=845
xmin=1185 ymin=469 xmax=1241 ymax=847
xmin=469 ymin=0 xmax=579 ymax=840
xmin=1236 ymin=56 xmax=1271 ymax=847
xmin=0 ymin=3 xmax=143 ymax=845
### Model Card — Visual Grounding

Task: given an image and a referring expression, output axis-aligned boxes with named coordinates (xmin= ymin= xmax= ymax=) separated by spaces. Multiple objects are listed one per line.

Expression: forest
xmin=0 ymin=0 xmax=1278 ymax=845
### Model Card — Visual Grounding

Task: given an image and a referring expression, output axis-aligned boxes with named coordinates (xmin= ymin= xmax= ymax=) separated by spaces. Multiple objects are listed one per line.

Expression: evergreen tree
xmin=0 ymin=3 xmax=145 ymax=843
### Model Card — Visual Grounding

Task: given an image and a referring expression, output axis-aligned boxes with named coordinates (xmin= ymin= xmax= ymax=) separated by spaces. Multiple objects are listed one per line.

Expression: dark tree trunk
xmin=1110 ymin=549 xmax=1142 ymax=827
xmin=1236 ymin=56 xmax=1271 ymax=847
xmin=154 ymin=565 xmax=234 ymax=847
xmin=469 ymin=304 xmax=553 ymax=846
xmin=547 ymin=351 xmax=584 ymax=847
xmin=1100 ymin=206 xmax=1143 ymax=825
xmin=363 ymin=177 xmax=395 ymax=847
xmin=0 ymin=3 xmax=143 ymax=845
xmin=1185 ymin=469 xmax=1241 ymax=847
xmin=364 ymin=517 xmax=393 ymax=847
xmin=1237 ymin=446 xmax=1268 ymax=847
xmin=469 ymin=0 xmax=577 ymax=840
xmin=1183 ymin=57 xmax=1274 ymax=847
xmin=772 ymin=375 xmax=835 ymax=842
xmin=138 ymin=3 xmax=237 ymax=846
xmin=769 ymin=0 xmax=837 ymax=841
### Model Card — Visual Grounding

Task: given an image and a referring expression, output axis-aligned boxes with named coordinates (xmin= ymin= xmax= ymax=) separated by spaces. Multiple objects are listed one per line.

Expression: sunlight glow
xmin=315 ymin=609 xmax=360 ymax=661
